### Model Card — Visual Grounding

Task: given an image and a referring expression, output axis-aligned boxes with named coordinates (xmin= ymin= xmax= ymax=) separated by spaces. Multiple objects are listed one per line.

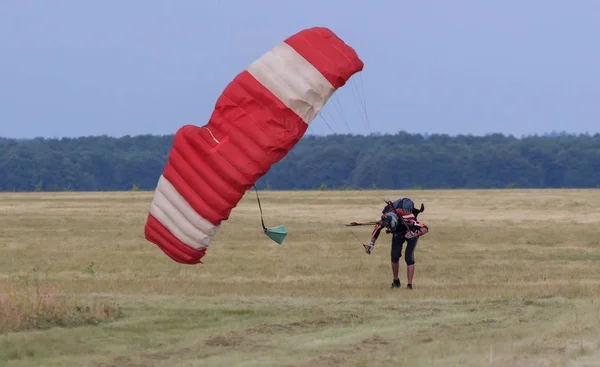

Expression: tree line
xmin=1 ymin=131 xmax=599 ymax=192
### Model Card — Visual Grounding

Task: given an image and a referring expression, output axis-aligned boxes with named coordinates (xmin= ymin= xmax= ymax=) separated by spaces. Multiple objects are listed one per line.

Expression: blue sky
xmin=1 ymin=0 xmax=599 ymax=139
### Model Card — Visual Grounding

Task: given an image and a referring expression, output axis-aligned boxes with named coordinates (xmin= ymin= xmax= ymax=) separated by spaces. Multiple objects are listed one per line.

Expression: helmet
xmin=382 ymin=212 xmax=399 ymax=231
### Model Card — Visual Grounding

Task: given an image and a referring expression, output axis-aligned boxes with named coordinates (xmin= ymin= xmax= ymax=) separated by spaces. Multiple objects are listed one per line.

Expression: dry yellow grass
xmin=1 ymin=189 xmax=600 ymax=366
xmin=1 ymin=272 xmax=122 ymax=335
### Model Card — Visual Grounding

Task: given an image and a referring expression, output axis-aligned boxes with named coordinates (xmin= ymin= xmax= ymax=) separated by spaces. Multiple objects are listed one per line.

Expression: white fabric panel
xmin=149 ymin=175 xmax=220 ymax=249
xmin=246 ymin=41 xmax=335 ymax=125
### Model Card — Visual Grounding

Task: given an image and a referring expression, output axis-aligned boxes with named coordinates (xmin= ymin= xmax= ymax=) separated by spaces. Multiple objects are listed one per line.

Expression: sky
xmin=1 ymin=0 xmax=599 ymax=139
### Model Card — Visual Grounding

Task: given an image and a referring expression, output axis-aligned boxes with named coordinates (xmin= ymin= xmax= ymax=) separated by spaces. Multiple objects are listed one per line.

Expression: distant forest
xmin=1 ymin=131 xmax=600 ymax=192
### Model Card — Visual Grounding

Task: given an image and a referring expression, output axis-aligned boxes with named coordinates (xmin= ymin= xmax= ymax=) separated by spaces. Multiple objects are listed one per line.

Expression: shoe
xmin=407 ymin=284 xmax=413 ymax=290
xmin=391 ymin=279 xmax=401 ymax=288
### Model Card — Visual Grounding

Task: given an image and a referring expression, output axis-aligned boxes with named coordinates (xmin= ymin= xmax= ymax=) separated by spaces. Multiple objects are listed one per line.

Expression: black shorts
xmin=391 ymin=233 xmax=418 ymax=265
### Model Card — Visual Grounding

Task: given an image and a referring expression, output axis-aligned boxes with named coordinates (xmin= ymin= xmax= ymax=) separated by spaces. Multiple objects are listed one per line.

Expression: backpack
xmin=382 ymin=198 xmax=415 ymax=216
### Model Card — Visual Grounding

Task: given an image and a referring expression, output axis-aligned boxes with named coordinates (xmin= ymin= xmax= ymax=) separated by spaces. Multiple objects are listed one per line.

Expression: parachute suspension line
xmin=325 ymin=106 xmax=344 ymax=133
xmin=331 ymin=94 xmax=352 ymax=133
xmin=317 ymin=113 xmax=336 ymax=134
xmin=324 ymin=106 xmax=349 ymax=134
xmin=348 ymin=226 xmax=365 ymax=246
xmin=350 ymin=81 xmax=369 ymax=135
xmin=345 ymin=216 xmax=371 ymax=251
xmin=315 ymin=95 xmax=350 ymax=135
xmin=315 ymin=74 xmax=372 ymax=137
xmin=358 ymin=73 xmax=371 ymax=130
xmin=319 ymin=75 xmax=371 ymax=137
xmin=253 ymin=184 xmax=267 ymax=233
xmin=349 ymin=77 xmax=371 ymax=136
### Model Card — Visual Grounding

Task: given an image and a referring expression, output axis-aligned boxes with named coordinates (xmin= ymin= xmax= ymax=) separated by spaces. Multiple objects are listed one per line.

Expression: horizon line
xmin=1 ymin=129 xmax=599 ymax=141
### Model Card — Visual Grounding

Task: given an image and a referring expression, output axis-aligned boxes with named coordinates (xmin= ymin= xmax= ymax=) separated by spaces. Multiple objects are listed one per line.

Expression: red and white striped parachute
xmin=144 ymin=27 xmax=364 ymax=264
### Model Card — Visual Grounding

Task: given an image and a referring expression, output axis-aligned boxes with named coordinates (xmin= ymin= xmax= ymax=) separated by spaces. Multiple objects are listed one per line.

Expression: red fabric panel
xmin=144 ymin=213 xmax=206 ymax=264
xmin=284 ymin=27 xmax=364 ymax=89
xmin=161 ymin=70 xmax=310 ymax=227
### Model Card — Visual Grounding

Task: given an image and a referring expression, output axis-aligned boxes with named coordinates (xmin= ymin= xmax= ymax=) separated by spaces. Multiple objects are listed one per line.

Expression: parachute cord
xmin=358 ymin=74 xmax=370 ymax=128
xmin=350 ymin=77 xmax=371 ymax=136
xmin=317 ymin=114 xmax=336 ymax=134
xmin=253 ymin=184 xmax=267 ymax=232
xmin=350 ymin=81 xmax=369 ymax=135
xmin=348 ymin=227 xmax=365 ymax=245
xmin=331 ymin=95 xmax=352 ymax=133
xmin=323 ymin=107 xmax=349 ymax=134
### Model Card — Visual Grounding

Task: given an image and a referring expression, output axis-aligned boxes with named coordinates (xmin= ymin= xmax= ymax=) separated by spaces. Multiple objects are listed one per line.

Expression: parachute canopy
xmin=144 ymin=26 xmax=364 ymax=264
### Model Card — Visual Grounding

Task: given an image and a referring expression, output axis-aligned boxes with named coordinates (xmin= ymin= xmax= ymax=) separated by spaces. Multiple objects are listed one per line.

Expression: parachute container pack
xmin=143 ymin=27 xmax=364 ymax=264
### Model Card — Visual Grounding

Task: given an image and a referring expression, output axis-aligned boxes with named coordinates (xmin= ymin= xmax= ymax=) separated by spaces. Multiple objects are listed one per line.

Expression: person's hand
xmin=404 ymin=230 xmax=419 ymax=239
xmin=408 ymin=219 xmax=423 ymax=230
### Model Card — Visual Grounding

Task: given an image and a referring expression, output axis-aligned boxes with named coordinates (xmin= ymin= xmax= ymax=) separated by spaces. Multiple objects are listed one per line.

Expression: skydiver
xmin=364 ymin=198 xmax=429 ymax=289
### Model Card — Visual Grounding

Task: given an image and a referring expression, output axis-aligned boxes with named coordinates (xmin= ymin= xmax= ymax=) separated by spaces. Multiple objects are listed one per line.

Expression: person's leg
xmin=405 ymin=237 xmax=419 ymax=289
xmin=407 ymin=264 xmax=414 ymax=287
xmin=390 ymin=234 xmax=404 ymax=288
xmin=392 ymin=262 xmax=399 ymax=281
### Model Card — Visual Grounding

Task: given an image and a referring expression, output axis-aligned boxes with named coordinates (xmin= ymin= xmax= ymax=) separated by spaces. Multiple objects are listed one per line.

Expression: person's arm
xmin=369 ymin=220 xmax=383 ymax=245
xmin=405 ymin=219 xmax=429 ymax=239
xmin=364 ymin=217 xmax=384 ymax=254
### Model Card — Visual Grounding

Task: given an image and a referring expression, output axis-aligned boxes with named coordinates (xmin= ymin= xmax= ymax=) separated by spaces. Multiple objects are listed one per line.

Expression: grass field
xmin=1 ymin=189 xmax=600 ymax=366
